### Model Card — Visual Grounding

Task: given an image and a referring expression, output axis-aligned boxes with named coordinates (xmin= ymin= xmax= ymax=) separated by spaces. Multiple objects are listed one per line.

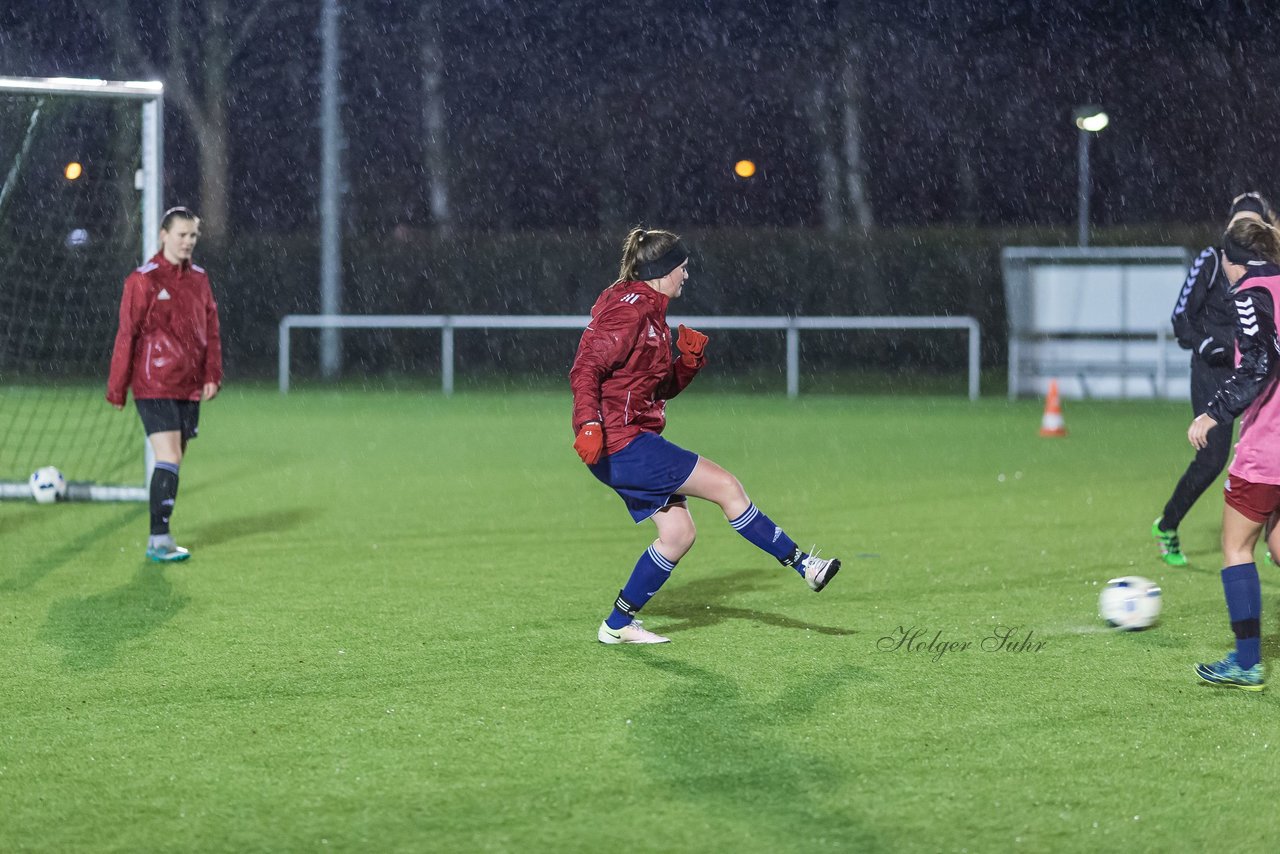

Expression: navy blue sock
xmin=605 ymin=544 xmax=678 ymax=630
xmin=729 ymin=503 xmax=803 ymax=574
xmin=150 ymin=462 xmax=180 ymax=536
xmin=1222 ymin=562 xmax=1262 ymax=669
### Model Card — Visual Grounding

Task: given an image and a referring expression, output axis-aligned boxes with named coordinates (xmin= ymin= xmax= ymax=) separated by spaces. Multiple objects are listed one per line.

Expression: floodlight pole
xmin=1077 ymin=127 xmax=1090 ymax=247
xmin=319 ymin=0 xmax=344 ymax=379
xmin=1073 ymin=106 xmax=1108 ymax=248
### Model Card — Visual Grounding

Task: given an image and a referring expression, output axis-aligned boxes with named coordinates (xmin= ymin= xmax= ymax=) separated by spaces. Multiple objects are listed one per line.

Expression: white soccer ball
xmin=29 ymin=466 xmax=67 ymax=504
xmin=1099 ymin=575 xmax=1162 ymax=631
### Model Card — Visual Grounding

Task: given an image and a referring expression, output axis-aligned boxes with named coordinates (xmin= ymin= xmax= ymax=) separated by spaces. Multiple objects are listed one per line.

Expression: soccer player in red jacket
xmin=570 ymin=227 xmax=842 ymax=644
xmin=106 ymin=207 xmax=222 ymax=562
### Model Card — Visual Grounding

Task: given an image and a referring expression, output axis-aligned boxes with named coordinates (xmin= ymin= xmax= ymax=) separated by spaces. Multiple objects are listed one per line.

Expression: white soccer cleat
xmin=801 ymin=548 xmax=842 ymax=592
xmin=597 ymin=619 xmax=670 ymax=645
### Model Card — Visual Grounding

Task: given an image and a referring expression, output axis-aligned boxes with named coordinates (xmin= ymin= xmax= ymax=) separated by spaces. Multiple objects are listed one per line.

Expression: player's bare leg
xmin=677 ymin=457 xmax=841 ymax=591
xmin=651 ymin=501 xmax=696 ymax=563
xmin=1222 ymin=505 xmax=1264 ymax=566
xmin=149 ymin=430 xmax=183 ymax=466
xmin=675 ymin=457 xmax=749 ymax=519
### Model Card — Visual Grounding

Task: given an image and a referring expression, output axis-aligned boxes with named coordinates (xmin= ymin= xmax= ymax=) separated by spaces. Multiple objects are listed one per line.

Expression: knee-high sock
xmin=729 ymin=503 xmax=801 ymax=570
xmin=1222 ymin=562 xmax=1262 ymax=669
xmin=606 ymin=545 xmax=678 ymax=630
xmin=150 ymin=462 xmax=180 ymax=536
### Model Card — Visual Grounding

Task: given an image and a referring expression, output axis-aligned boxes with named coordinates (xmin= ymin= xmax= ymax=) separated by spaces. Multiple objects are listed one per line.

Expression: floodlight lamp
xmin=1073 ymin=107 xmax=1109 ymax=132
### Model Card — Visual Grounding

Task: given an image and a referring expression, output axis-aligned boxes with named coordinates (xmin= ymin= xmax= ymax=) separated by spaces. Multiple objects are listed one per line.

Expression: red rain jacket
xmin=106 ymin=252 xmax=223 ymax=405
xmin=569 ymin=280 xmax=704 ymax=456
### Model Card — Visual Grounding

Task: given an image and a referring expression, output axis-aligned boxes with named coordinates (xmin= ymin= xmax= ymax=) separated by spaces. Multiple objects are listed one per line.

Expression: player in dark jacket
xmin=1152 ymin=193 xmax=1274 ymax=565
xmin=569 ymin=227 xmax=842 ymax=644
xmin=106 ymin=207 xmax=222 ymax=562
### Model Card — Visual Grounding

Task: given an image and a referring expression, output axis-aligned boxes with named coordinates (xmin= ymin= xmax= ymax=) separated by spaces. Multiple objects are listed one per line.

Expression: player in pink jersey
xmin=1187 ymin=217 xmax=1280 ymax=690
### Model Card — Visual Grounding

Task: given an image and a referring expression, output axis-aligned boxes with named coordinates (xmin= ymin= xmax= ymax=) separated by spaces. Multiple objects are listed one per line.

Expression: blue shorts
xmin=588 ymin=432 xmax=700 ymax=523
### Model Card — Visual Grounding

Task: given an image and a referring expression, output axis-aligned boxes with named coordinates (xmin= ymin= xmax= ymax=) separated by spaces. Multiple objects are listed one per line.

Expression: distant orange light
xmin=734 ymin=159 xmax=756 ymax=179
xmin=64 ymin=162 xmax=83 ymax=180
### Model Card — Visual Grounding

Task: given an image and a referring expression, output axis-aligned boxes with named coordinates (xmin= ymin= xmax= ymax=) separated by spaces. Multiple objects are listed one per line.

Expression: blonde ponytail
xmin=614 ymin=226 xmax=683 ymax=283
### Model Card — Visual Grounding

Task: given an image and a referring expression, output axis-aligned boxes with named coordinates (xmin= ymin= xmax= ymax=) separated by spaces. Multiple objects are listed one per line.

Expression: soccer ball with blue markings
xmin=29 ymin=466 xmax=67 ymax=504
xmin=1099 ymin=576 xmax=1162 ymax=631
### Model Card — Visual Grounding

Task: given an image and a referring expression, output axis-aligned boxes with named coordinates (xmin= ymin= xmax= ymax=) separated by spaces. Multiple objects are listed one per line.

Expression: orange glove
xmin=574 ymin=422 xmax=605 ymax=464
xmin=677 ymin=324 xmax=708 ymax=366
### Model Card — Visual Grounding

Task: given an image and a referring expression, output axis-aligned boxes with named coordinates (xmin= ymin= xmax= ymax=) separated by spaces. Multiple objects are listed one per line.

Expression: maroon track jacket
xmin=106 ymin=252 xmax=223 ymax=405
xmin=569 ymin=280 xmax=705 ymax=457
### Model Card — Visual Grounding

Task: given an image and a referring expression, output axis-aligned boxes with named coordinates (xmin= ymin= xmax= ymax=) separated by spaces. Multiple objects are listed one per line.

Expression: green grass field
xmin=2 ymin=389 xmax=1278 ymax=852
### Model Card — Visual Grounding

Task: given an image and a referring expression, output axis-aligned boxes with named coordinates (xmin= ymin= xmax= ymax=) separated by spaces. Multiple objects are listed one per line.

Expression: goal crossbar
xmin=278 ymin=314 xmax=982 ymax=399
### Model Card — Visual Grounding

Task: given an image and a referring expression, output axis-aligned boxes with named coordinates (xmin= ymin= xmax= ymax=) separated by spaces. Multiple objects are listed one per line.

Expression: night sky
xmin=2 ymin=0 xmax=1278 ymax=235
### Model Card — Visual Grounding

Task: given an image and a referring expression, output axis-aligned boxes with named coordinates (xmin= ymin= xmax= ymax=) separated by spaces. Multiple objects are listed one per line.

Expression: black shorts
xmin=135 ymin=398 xmax=201 ymax=441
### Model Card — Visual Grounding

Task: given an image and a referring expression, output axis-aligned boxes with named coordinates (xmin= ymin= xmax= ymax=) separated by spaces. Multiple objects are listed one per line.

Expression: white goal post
xmin=0 ymin=76 xmax=164 ymax=501
xmin=277 ymin=314 xmax=982 ymax=399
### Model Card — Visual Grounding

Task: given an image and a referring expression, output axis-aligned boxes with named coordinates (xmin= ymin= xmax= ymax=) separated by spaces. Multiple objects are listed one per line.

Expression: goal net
xmin=0 ymin=77 xmax=163 ymax=501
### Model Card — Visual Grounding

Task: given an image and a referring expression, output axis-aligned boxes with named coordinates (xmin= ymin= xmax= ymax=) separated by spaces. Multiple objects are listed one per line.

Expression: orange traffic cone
xmin=1039 ymin=379 xmax=1067 ymax=437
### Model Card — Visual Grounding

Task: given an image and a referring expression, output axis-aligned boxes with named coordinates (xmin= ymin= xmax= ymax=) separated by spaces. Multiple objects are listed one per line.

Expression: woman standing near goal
xmin=569 ymin=226 xmax=842 ymax=645
xmin=1187 ymin=216 xmax=1280 ymax=690
xmin=106 ymin=207 xmax=222 ymax=562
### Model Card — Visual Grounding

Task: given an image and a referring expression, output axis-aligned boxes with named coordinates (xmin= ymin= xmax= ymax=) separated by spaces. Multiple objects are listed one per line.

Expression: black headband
xmin=634 ymin=240 xmax=689 ymax=281
xmin=1230 ymin=194 xmax=1268 ymax=219
xmin=1223 ymin=231 xmax=1266 ymax=266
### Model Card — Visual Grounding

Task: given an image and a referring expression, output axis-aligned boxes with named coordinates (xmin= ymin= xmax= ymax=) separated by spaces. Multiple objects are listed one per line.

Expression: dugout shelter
xmin=1003 ymin=246 xmax=1193 ymax=400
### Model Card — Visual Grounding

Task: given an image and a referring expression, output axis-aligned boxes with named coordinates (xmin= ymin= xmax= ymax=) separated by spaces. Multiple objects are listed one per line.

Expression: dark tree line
xmin=2 ymin=0 xmax=1278 ymax=240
